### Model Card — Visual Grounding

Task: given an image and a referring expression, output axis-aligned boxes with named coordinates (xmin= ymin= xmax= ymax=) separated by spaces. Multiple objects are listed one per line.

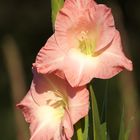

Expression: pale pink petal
xmin=33 ymin=35 xmax=65 ymax=78
xmin=62 ymin=110 xmax=74 ymax=139
xmin=93 ymin=31 xmax=133 ymax=78
xmin=17 ymin=71 xmax=78 ymax=140
xmin=31 ymin=69 xmax=89 ymax=125
xmin=30 ymin=69 xmax=67 ymax=105
xmin=34 ymin=0 xmax=117 ymax=84
xmin=17 ymin=70 xmax=90 ymax=139
xmin=94 ymin=4 xmax=115 ymax=52
xmin=55 ymin=0 xmax=96 ymax=32
xmin=63 ymin=31 xmax=132 ymax=87
xmin=63 ymin=49 xmax=96 ymax=87
xmin=55 ymin=0 xmax=115 ymax=52
xmin=17 ymin=91 xmax=63 ymax=140
xmin=55 ymin=0 xmax=96 ymax=50
xmin=67 ymin=86 xmax=89 ymax=124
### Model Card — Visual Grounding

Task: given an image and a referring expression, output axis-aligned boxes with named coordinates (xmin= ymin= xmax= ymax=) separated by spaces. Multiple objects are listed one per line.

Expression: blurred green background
xmin=0 ymin=0 xmax=140 ymax=140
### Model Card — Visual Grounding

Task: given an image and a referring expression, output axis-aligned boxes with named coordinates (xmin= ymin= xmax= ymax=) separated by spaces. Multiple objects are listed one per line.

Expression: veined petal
xmin=55 ymin=0 xmax=115 ymax=53
xmin=94 ymin=4 xmax=115 ymax=52
xmin=17 ymin=72 xmax=69 ymax=140
xmin=56 ymin=0 xmax=96 ymax=31
xmin=63 ymin=31 xmax=132 ymax=87
xmin=30 ymin=69 xmax=68 ymax=106
xmin=34 ymin=35 xmax=66 ymax=78
xmin=92 ymin=31 xmax=133 ymax=78
xmin=55 ymin=0 xmax=96 ymax=50
xmin=17 ymin=70 xmax=89 ymax=139
xmin=62 ymin=110 xmax=74 ymax=139
xmin=63 ymin=48 xmax=96 ymax=87
xmin=31 ymin=69 xmax=89 ymax=124
xmin=67 ymin=86 xmax=89 ymax=124
xmin=17 ymin=91 xmax=63 ymax=140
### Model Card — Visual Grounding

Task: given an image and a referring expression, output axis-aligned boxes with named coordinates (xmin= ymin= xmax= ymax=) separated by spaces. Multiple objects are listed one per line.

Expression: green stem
xmin=75 ymin=120 xmax=83 ymax=140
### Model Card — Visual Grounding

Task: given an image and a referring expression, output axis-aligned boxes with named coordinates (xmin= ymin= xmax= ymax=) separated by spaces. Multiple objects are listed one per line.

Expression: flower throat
xmin=78 ymin=31 xmax=96 ymax=56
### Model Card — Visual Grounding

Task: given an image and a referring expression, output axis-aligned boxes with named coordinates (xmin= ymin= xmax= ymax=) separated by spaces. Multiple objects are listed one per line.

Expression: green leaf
xmin=89 ymin=84 xmax=102 ymax=140
xmin=83 ymin=115 xmax=89 ymax=140
xmin=125 ymin=116 xmax=134 ymax=140
xmin=73 ymin=116 xmax=88 ymax=140
xmin=89 ymin=84 xmax=108 ymax=140
xmin=100 ymin=122 xmax=107 ymax=140
xmin=89 ymin=101 xmax=93 ymax=139
xmin=51 ymin=0 xmax=64 ymax=29
xmin=119 ymin=109 xmax=134 ymax=140
xmin=75 ymin=120 xmax=83 ymax=140
xmin=119 ymin=110 xmax=125 ymax=140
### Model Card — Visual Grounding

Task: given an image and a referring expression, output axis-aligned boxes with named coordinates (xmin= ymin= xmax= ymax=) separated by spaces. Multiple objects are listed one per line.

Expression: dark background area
xmin=0 ymin=0 xmax=140 ymax=140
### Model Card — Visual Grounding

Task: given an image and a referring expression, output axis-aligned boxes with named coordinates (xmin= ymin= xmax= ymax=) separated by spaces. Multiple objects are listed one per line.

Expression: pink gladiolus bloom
xmin=34 ymin=0 xmax=132 ymax=87
xmin=17 ymin=70 xmax=89 ymax=140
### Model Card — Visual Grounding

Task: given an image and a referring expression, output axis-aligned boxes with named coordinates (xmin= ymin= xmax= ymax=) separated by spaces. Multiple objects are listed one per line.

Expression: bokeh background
xmin=0 ymin=0 xmax=140 ymax=140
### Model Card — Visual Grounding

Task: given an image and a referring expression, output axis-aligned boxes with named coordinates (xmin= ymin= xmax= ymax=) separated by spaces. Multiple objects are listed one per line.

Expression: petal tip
xmin=127 ymin=60 xmax=133 ymax=71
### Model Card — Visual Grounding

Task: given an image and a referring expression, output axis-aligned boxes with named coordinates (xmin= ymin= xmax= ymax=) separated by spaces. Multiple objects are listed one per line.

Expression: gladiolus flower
xmin=34 ymin=0 xmax=132 ymax=87
xmin=17 ymin=69 xmax=89 ymax=140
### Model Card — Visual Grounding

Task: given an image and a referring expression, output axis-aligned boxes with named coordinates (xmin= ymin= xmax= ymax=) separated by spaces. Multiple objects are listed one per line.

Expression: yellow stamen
xmin=78 ymin=31 xmax=96 ymax=56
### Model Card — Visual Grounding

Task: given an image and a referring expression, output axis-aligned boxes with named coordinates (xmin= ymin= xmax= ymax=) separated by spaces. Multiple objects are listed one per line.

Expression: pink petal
xmin=31 ymin=69 xmax=89 ymax=124
xmin=30 ymin=69 xmax=67 ymax=105
xmin=63 ymin=31 xmax=132 ymax=87
xmin=55 ymin=0 xmax=96 ymax=50
xmin=33 ymin=35 xmax=65 ymax=78
xmin=17 ymin=72 xmax=74 ymax=140
xmin=17 ymin=70 xmax=89 ymax=139
xmin=62 ymin=110 xmax=74 ymax=139
xmin=17 ymin=91 xmax=63 ymax=140
xmin=67 ymin=86 xmax=89 ymax=124
xmin=94 ymin=4 xmax=115 ymax=52
xmin=55 ymin=0 xmax=115 ymax=52
xmin=94 ymin=30 xmax=133 ymax=77
xmin=63 ymin=49 xmax=96 ymax=87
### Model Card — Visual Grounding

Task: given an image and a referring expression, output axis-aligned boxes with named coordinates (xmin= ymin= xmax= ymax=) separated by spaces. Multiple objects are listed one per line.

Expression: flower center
xmin=78 ymin=31 xmax=96 ymax=56
xmin=42 ymin=90 xmax=68 ymax=121
xmin=46 ymin=90 xmax=67 ymax=109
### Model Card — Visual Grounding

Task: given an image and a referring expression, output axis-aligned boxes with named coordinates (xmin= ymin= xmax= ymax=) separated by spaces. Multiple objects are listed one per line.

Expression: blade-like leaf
xmin=89 ymin=97 xmax=93 ymax=139
xmin=119 ymin=110 xmax=125 ymax=140
xmin=83 ymin=115 xmax=89 ymax=140
xmin=100 ymin=122 xmax=107 ymax=140
xmin=75 ymin=120 xmax=83 ymax=140
xmin=125 ymin=116 xmax=134 ymax=140
xmin=51 ymin=0 xmax=64 ymax=29
xmin=89 ymin=84 xmax=102 ymax=140
xmin=89 ymin=83 xmax=109 ymax=140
